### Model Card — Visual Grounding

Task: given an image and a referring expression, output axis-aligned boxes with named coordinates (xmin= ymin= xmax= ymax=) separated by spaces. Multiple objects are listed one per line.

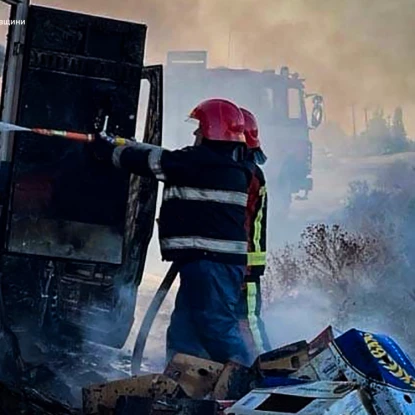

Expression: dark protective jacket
xmin=112 ymin=142 xmax=253 ymax=265
xmin=245 ymin=164 xmax=267 ymax=281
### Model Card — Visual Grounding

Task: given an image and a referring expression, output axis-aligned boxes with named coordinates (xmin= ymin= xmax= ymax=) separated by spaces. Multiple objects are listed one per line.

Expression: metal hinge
xmin=12 ymin=41 xmax=23 ymax=55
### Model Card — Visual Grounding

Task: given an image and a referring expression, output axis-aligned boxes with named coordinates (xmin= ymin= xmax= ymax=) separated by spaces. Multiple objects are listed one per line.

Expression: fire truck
xmin=164 ymin=51 xmax=323 ymax=215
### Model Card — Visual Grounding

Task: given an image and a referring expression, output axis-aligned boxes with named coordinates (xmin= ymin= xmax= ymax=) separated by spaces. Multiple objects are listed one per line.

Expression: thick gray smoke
xmin=10 ymin=0 xmax=410 ymax=136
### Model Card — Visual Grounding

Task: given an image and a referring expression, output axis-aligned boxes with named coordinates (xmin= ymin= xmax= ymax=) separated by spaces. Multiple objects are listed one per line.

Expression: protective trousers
xmin=166 ymin=260 xmax=252 ymax=366
xmin=236 ymin=281 xmax=271 ymax=363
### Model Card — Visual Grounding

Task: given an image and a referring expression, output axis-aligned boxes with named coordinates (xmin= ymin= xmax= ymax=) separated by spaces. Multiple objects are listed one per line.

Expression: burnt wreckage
xmin=0 ymin=0 xmax=162 ymax=361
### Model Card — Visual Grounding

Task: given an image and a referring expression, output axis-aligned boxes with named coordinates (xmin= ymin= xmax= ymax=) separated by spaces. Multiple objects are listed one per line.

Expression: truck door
xmin=0 ymin=4 xmax=163 ymax=348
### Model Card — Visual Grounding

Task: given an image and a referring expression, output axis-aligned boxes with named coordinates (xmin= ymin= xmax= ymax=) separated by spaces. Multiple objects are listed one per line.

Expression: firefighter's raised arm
xmin=93 ymin=98 xmax=248 ymax=185
xmin=112 ymin=142 xmax=171 ymax=181
xmin=91 ymin=133 xmax=174 ymax=181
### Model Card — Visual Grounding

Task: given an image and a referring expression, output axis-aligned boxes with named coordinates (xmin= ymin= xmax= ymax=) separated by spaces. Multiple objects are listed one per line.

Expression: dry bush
xmin=300 ymin=224 xmax=383 ymax=295
xmin=262 ymin=224 xmax=387 ymax=320
xmin=263 ymin=161 xmax=415 ymax=353
xmin=262 ymin=244 xmax=306 ymax=310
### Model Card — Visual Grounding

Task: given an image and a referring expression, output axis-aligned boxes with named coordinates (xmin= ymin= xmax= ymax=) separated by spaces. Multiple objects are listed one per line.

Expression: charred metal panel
xmin=124 ymin=65 xmax=163 ymax=279
xmin=6 ymin=6 xmax=147 ymax=263
xmin=56 ymin=65 xmax=163 ymax=347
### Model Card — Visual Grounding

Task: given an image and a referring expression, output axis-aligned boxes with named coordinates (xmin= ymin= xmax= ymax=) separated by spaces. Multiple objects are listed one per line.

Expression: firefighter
xmin=237 ymin=107 xmax=271 ymax=363
xmin=93 ymin=98 xmax=253 ymax=365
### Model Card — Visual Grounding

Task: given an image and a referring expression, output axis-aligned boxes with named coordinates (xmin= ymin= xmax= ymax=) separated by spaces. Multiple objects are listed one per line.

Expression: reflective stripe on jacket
xmin=245 ymin=164 xmax=267 ymax=279
xmin=113 ymin=142 xmax=253 ymax=265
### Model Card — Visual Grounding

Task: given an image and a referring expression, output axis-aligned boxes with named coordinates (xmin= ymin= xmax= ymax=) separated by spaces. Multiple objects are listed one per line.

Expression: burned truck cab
xmin=164 ymin=51 xmax=323 ymax=218
xmin=0 ymin=1 xmax=163 ymax=349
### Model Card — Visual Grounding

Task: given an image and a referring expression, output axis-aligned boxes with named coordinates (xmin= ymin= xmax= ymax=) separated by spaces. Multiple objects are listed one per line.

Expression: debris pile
xmin=82 ymin=326 xmax=415 ymax=414
xmin=0 ymin=380 xmax=79 ymax=415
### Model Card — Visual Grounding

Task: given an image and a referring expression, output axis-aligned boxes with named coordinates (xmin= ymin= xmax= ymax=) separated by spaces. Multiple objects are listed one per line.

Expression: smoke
xmin=263 ymin=157 xmax=415 ymax=358
xmin=263 ymin=284 xmax=415 ymax=356
xmin=0 ymin=0 xmax=412 ymax=133
xmin=263 ymin=288 xmax=333 ymax=348
xmin=4 ymin=0 xmax=404 ymax=135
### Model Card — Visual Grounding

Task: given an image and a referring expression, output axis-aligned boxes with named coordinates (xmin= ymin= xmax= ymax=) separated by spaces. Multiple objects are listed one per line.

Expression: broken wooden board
xmin=83 ymin=374 xmax=184 ymax=414
xmin=254 ymin=341 xmax=309 ymax=376
xmin=164 ymin=354 xmax=224 ymax=399
xmin=212 ymin=362 xmax=254 ymax=401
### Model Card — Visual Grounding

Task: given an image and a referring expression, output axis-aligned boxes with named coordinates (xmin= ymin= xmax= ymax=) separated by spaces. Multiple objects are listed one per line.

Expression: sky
xmin=0 ymin=0 xmax=414 ymax=136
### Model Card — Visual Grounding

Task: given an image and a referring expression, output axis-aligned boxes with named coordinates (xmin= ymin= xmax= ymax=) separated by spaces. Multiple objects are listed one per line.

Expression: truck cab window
xmin=288 ymin=88 xmax=302 ymax=119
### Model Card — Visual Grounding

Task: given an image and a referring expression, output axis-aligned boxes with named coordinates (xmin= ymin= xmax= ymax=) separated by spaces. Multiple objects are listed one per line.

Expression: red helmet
xmin=189 ymin=98 xmax=246 ymax=143
xmin=240 ymin=107 xmax=260 ymax=149
xmin=240 ymin=107 xmax=267 ymax=165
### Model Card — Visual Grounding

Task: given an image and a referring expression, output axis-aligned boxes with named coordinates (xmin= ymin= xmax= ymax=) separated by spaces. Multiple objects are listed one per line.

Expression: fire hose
xmin=131 ymin=263 xmax=180 ymax=375
xmin=0 ymin=119 xmax=130 ymax=145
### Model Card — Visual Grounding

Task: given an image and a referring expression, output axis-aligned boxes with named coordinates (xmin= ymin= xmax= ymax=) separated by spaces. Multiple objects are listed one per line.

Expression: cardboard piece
xmin=224 ymin=381 xmax=373 ymax=415
xmin=255 ymin=341 xmax=309 ymax=376
xmin=308 ymin=326 xmax=335 ymax=358
xmin=164 ymin=354 xmax=224 ymax=399
xmin=370 ymin=384 xmax=415 ymax=415
xmin=212 ymin=362 xmax=255 ymax=400
xmin=325 ymin=388 xmax=375 ymax=415
xmin=82 ymin=374 xmax=183 ymax=414
xmin=252 ymin=327 xmax=335 ymax=380
xmin=291 ymin=346 xmax=346 ymax=382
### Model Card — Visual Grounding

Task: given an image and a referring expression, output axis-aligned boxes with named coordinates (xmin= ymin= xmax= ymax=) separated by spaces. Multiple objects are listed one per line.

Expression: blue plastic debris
xmin=333 ymin=329 xmax=415 ymax=392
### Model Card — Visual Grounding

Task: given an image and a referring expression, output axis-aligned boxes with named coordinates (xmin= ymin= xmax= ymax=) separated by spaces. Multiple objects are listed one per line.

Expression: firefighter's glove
xmin=92 ymin=133 xmax=116 ymax=163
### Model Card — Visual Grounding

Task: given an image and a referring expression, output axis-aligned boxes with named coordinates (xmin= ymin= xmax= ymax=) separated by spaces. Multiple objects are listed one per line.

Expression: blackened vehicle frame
xmin=0 ymin=3 xmax=164 ymax=349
